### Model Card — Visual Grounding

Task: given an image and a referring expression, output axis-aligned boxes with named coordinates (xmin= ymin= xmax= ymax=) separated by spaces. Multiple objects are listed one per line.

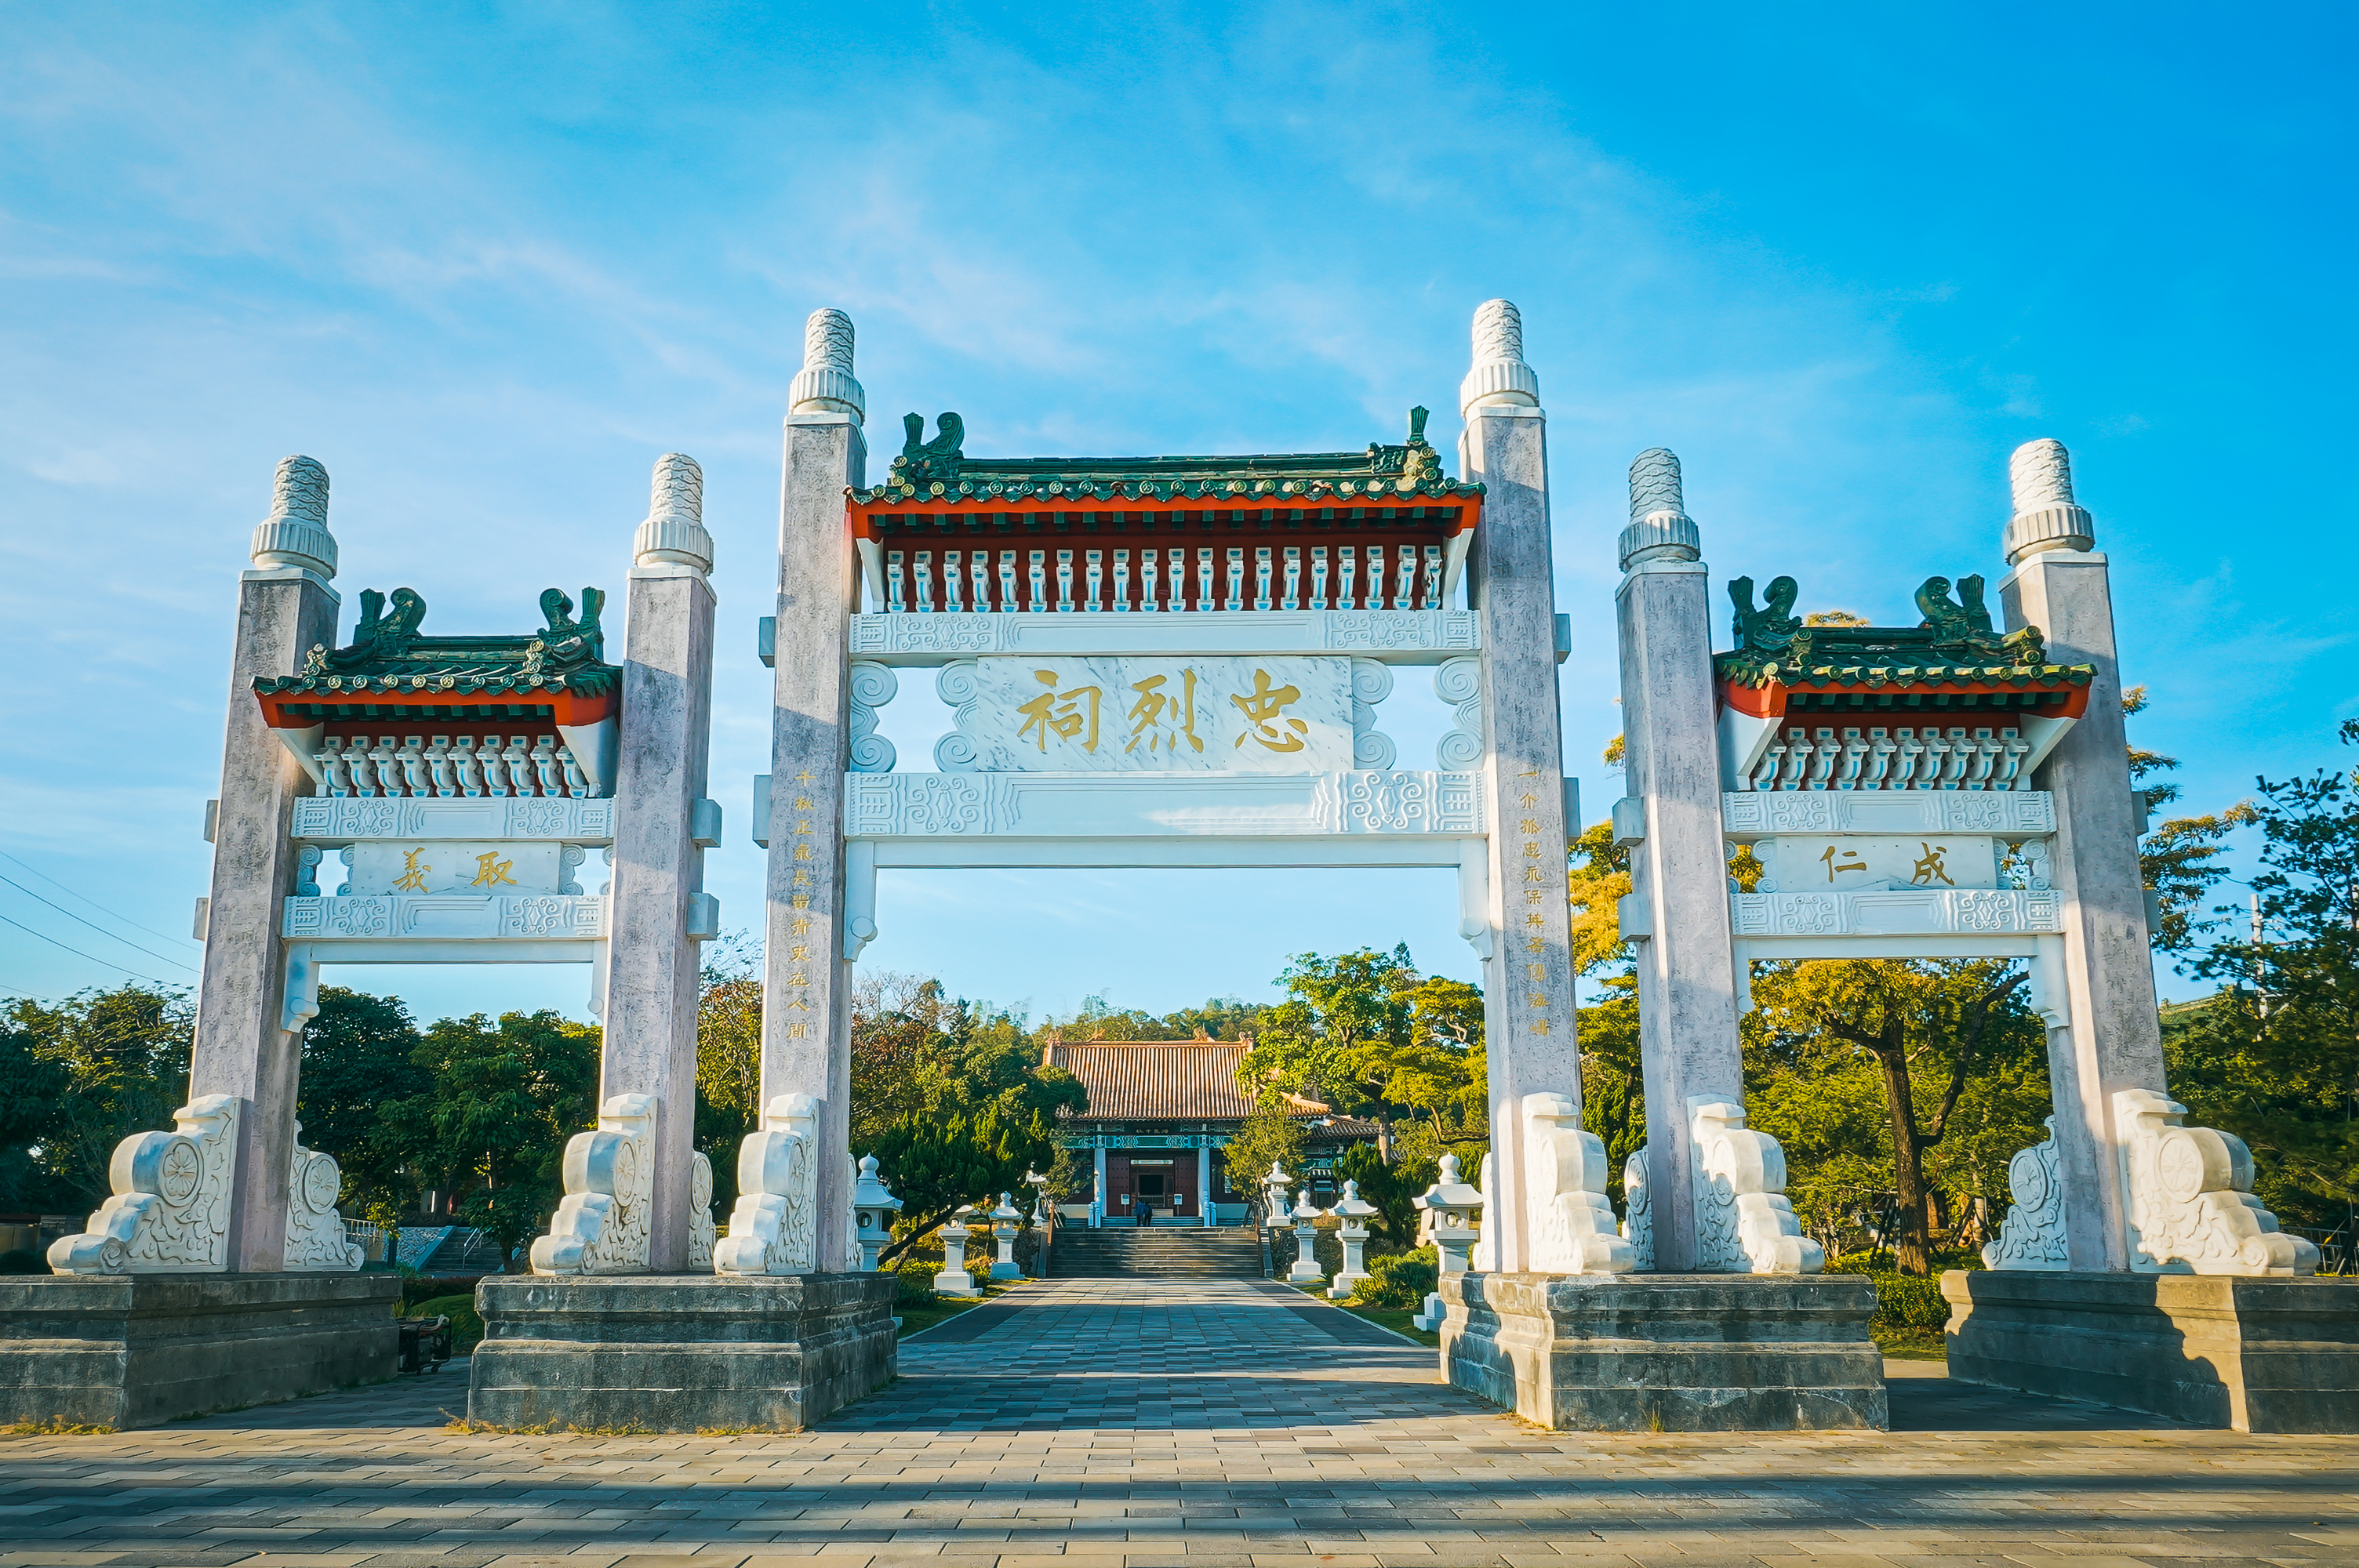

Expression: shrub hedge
xmin=1349 ymin=1247 xmax=1437 ymax=1310
xmin=894 ymin=1262 xmax=939 ymax=1307
xmin=1823 ymin=1251 xmax=1959 ymax=1334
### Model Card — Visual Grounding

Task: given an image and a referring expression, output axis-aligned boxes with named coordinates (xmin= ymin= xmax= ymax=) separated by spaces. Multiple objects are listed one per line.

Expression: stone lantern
xmin=1328 ymin=1179 xmax=1379 ymax=1300
xmin=934 ymin=1205 xmax=980 ymax=1298
xmin=851 ymin=1154 xmax=903 ymax=1272
xmin=987 ymin=1191 xmax=1025 ymax=1280
xmin=1024 ymin=1168 xmax=1049 ymax=1229
xmin=1262 ymin=1163 xmax=1293 ymax=1232
xmin=1287 ymin=1187 xmax=1325 ymax=1286
xmin=1411 ymin=1152 xmax=1483 ymax=1331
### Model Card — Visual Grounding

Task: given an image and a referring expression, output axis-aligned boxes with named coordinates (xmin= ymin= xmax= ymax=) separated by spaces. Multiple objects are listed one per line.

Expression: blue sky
xmin=2 ymin=3 xmax=2352 ymax=1025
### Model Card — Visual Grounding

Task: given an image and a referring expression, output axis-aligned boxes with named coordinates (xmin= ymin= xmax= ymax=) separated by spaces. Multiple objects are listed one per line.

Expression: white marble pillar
xmin=1198 ymin=1143 xmax=1212 ymax=1227
xmin=188 ymin=456 xmax=343 ymax=1273
xmin=764 ymin=308 xmax=869 ymax=1271
xmin=596 ymin=453 xmax=718 ymax=1272
xmin=1613 ymin=449 xmax=1746 ymax=1272
xmin=1997 ymin=439 xmax=2166 ymax=1272
xmin=1092 ymin=1144 xmax=1107 ymax=1227
xmin=1457 ymin=299 xmax=1584 ymax=1274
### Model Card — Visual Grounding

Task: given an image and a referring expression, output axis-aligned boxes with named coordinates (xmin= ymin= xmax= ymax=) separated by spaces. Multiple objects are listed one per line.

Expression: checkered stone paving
xmin=5 ymin=1278 xmax=2357 ymax=1568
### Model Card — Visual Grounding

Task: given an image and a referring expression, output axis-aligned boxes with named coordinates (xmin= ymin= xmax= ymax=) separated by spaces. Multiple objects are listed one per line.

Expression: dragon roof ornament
xmin=1716 ymin=572 xmax=2093 ymax=694
xmin=256 ymin=586 xmax=620 ymax=702
xmin=855 ymin=406 xmax=1477 ymax=506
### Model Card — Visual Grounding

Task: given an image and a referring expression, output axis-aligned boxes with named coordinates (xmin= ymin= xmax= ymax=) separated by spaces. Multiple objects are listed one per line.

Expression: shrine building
xmin=1043 ymin=1039 xmax=1380 ymax=1226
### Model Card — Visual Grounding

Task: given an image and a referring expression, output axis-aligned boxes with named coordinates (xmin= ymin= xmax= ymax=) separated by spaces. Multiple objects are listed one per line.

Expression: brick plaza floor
xmin=4 ymin=1279 xmax=2356 ymax=1568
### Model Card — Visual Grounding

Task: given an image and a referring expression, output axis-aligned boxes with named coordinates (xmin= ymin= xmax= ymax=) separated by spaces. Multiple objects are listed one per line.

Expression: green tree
xmin=296 ymin=987 xmax=429 ymax=1225
xmin=850 ymin=971 xmax=1085 ymax=1149
xmin=0 ymin=1010 xmax=75 ymax=1214
xmin=694 ymin=934 xmax=764 ymax=1216
xmin=2175 ymin=720 xmax=2359 ymax=1226
xmin=843 ymin=971 xmax=1085 ymax=1237
xmin=383 ymin=1009 xmax=599 ymax=1268
xmin=1578 ymin=978 xmax=1645 ymax=1206
xmin=1565 ymin=816 xmax=1645 ymax=1191
xmin=1333 ymin=1141 xmax=1436 ymax=1247
xmin=1240 ymin=945 xmax=1483 ymax=1149
xmin=1219 ymin=1091 xmax=1307 ymax=1222
xmin=0 ymin=985 xmax=188 ymax=1214
xmin=1744 ymin=959 xmax=2048 ymax=1274
xmin=866 ymin=1105 xmax=1056 ymax=1266
xmin=2125 ymin=686 xmax=2259 ymax=949
xmin=1051 ymin=993 xmax=1268 ymax=1043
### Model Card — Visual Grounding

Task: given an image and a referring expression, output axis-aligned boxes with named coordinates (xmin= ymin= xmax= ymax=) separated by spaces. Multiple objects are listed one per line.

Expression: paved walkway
xmin=3 ymin=1279 xmax=2356 ymax=1568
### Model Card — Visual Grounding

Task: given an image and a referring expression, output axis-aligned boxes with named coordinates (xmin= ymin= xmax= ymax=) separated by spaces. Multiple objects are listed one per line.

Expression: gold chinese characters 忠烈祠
xmin=968 ymin=655 xmax=1355 ymax=772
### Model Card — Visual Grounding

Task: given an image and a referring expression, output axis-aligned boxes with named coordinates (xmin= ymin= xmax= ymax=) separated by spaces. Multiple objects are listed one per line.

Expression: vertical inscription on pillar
xmin=780 ymin=768 xmax=823 ymax=1043
xmin=1512 ymin=770 xmax=1564 ymax=1040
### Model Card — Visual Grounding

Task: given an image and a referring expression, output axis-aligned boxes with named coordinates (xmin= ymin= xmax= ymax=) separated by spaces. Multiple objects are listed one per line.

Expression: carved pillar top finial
xmin=790 ymin=307 xmax=866 ymax=423
xmin=1459 ymin=298 xmax=1541 ymax=419
xmin=2004 ymin=437 xmax=2096 ymax=564
xmin=634 ymin=452 xmax=713 ymax=574
xmin=249 ymin=455 xmax=337 ymax=578
xmin=1618 ymin=447 xmax=1701 ymax=571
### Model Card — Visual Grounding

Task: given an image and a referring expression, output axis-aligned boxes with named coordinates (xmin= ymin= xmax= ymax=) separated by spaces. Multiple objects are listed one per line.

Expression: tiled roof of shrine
xmin=1714 ymin=572 xmax=2096 ymax=695
xmin=851 ymin=408 xmax=1483 ymax=506
xmin=253 ymin=587 xmax=620 ymax=702
xmin=1044 ymin=1040 xmax=1377 ymax=1134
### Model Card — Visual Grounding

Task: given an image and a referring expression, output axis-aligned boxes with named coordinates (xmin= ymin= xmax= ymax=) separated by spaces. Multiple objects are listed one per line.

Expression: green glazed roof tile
xmin=253 ymin=586 xmax=620 ymax=701
xmin=1714 ymin=570 xmax=2095 ymax=690
xmin=850 ymin=407 xmax=1484 ymax=506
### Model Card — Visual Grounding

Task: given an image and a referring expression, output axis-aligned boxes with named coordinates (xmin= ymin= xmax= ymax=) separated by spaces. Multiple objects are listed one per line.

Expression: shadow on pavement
xmin=1883 ymin=1358 xmax=2194 ymax=1432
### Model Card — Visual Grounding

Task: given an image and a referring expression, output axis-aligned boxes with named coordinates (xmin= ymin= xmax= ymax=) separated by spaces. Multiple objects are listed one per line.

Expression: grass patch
xmin=1872 ymin=1327 xmax=1948 ymax=1359
xmin=1285 ymin=1282 xmax=1441 ymax=1348
xmin=895 ymin=1276 xmax=1027 ymax=1339
xmin=694 ymin=1424 xmax=794 ymax=1436
xmin=2 ymin=1416 xmax=114 ymax=1436
xmin=1338 ymin=1303 xmax=1440 ymax=1347
xmin=442 ymin=1412 xmax=654 ymax=1436
xmin=895 ymin=1292 xmax=985 ymax=1338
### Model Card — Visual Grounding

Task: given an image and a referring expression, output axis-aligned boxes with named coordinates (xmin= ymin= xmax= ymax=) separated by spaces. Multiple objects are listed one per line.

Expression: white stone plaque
xmin=347 ymin=841 xmax=566 ymax=896
xmin=951 ymin=655 xmax=1354 ymax=773
xmin=1754 ymin=835 xmax=2004 ymax=893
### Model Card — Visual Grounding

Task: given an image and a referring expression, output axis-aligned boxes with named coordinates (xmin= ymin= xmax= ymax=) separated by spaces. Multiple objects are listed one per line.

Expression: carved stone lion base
xmin=0 ymin=1272 xmax=401 ymax=1430
xmin=1944 ymin=1269 xmax=2359 ymax=1432
xmin=1441 ymin=1271 xmax=1886 ymax=1432
xmin=469 ymin=1272 xmax=896 ymax=1432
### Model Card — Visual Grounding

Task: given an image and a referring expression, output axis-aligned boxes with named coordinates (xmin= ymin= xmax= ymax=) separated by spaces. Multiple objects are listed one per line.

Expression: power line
xmin=0 ymin=849 xmax=204 ymax=951
xmin=0 ymin=910 xmax=184 ymax=989
xmin=0 ymin=874 xmax=198 ymax=974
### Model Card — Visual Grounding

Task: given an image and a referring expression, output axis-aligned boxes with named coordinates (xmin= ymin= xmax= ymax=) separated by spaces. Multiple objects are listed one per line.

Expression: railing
xmin=343 ymin=1218 xmax=389 ymax=1265
xmin=2289 ymin=1223 xmax=2358 ymax=1277
xmin=1743 ymin=724 xmax=2034 ymax=793
xmin=312 ymin=733 xmax=598 ymax=800
xmin=879 ymin=541 xmax=1449 ymax=615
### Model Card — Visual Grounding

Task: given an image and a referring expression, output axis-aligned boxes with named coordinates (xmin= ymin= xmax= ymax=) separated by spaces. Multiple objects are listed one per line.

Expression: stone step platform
xmin=1052 ymin=1225 xmax=1266 ymax=1278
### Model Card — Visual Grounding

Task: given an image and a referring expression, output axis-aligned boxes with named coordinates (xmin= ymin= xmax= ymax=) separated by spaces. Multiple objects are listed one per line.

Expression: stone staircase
xmin=1050 ymin=1225 xmax=1267 ymax=1279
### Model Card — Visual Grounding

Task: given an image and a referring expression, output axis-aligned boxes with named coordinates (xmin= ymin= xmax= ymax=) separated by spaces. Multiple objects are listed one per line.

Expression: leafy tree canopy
xmin=1240 ymin=944 xmax=1485 ymax=1143
xmin=867 ymin=1105 xmax=1056 ymax=1266
xmin=297 ymin=986 xmax=429 ymax=1225
xmin=380 ymin=1008 xmax=600 ymax=1267
xmin=2126 ymin=686 xmax=2259 ymax=950
xmin=2172 ymin=719 xmax=2359 ymax=1226
xmin=0 ymin=985 xmax=188 ymax=1214
xmin=1219 ymin=1090 xmax=1308 ymax=1221
xmin=1744 ymin=958 xmax=2048 ymax=1274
